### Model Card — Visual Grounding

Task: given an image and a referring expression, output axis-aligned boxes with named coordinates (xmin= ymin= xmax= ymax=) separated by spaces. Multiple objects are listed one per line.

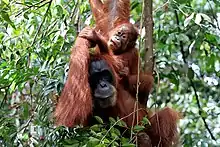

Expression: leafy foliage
xmin=0 ymin=0 xmax=219 ymax=146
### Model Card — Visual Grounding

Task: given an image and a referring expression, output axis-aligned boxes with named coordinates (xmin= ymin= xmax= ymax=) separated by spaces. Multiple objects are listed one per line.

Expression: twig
xmin=70 ymin=1 xmax=79 ymax=22
xmin=15 ymin=0 xmax=46 ymax=8
xmin=207 ymin=0 xmax=220 ymax=30
xmin=129 ymin=0 xmax=146 ymax=144
xmin=15 ymin=1 xmax=50 ymax=17
xmin=100 ymin=108 xmax=147 ymax=143
xmin=0 ymin=85 xmax=10 ymax=108
xmin=190 ymin=80 xmax=216 ymax=140
xmin=153 ymin=0 xmax=169 ymax=12
xmin=107 ymin=136 xmax=118 ymax=147
xmin=27 ymin=0 xmax=53 ymax=68
xmin=174 ymin=10 xmax=216 ymax=141
xmin=17 ymin=105 xmax=39 ymax=133
xmin=30 ymin=0 xmax=52 ymax=47
xmin=174 ymin=10 xmax=187 ymax=63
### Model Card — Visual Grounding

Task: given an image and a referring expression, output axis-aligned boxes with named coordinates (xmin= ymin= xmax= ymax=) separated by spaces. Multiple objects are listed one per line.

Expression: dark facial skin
xmin=89 ymin=60 xmax=116 ymax=108
xmin=108 ymin=23 xmax=138 ymax=54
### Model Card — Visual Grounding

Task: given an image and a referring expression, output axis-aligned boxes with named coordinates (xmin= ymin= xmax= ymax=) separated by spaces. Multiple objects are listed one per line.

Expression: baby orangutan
xmin=79 ymin=24 xmax=154 ymax=106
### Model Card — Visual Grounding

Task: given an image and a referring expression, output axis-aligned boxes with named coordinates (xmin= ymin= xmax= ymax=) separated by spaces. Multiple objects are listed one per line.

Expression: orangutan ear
xmin=133 ymin=20 xmax=140 ymax=30
xmin=134 ymin=24 xmax=140 ymax=36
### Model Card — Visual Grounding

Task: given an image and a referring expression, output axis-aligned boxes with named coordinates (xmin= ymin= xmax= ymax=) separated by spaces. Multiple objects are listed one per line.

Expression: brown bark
xmin=143 ymin=0 xmax=154 ymax=73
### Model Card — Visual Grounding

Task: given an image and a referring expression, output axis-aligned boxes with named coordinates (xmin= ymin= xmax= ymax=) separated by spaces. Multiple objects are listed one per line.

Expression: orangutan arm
xmin=54 ymin=32 xmax=93 ymax=127
xmin=126 ymin=74 xmax=154 ymax=105
xmin=78 ymin=26 xmax=110 ymax=54
xmin=117 ymin=48 xmax=153 ymax=105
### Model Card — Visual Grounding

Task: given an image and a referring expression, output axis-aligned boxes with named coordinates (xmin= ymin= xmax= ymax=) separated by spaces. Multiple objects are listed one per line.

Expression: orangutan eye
xmin=117 ymin=31 xmax=122 ymax=35
xmin=122 ymin=35 xmax=126 ymax=39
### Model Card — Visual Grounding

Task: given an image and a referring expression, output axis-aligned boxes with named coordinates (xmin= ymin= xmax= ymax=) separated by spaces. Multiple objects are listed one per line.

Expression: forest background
xmin=0 ymin=0 xmax=219 ymax=146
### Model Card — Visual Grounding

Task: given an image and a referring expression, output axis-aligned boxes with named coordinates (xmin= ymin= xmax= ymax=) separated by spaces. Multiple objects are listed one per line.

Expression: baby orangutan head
xmin=107 ymin=23 xmax=138 ymax=54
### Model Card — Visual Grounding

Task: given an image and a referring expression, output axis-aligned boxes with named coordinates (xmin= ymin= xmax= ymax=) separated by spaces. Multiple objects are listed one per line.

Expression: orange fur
xmin=54 ymin=36 xmax=92 ymax=127
xmin=88 ymin=0 xmax=154 ymax=106
xmin=147 ymin=107 xmax=181 ymax=147
xmin=55 ymin=1 xmax=180 ymax=146
xmin=54 ymin=32 xmax=180 ymax=146
xmin=87 ymin=1 xmax=180 ymax=146
xmin=89 ymin=0 xmax=130 ymax=38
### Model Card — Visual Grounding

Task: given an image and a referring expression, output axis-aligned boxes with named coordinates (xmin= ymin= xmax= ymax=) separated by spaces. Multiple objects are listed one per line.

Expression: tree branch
xmin=174 ymin=10 xmax=216 ymax=141
xmin=143 ymin=0 xmax=154 ymax=73
xmin=27 ymin=0 xmax=53 ymax=68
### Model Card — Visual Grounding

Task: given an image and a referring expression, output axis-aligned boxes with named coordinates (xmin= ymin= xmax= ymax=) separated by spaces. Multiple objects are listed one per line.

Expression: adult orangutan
xmin=54 ymin=26 xmax=180 ymax=147
xmin=54 ymin=26 xmax=121 ymax=127
xmin=54 ymin=26 xmax=142 ymax=127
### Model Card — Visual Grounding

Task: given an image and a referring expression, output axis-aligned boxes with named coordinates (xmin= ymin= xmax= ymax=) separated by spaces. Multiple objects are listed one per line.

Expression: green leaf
xmin=90 ymin=124 xmax=101 ymax=132
xmin=1 ymin=11 xmax=15 ymax=29
xmin=201 ymin=110 xmax=207 ymax=118
xmin=94 ymin=116 xmax=104 ymax=124
xmin=22 ymin=133 xmax=29 ymax=141
xmin=141 ymin=117 xmax=150 ymax=125
xmin=22 ymin=102 xmax=29 ymax=119
xmin=63 ymin=139 xmax=79 ymax=145
xmin=2 ymin=0 xmax=9 ymax=5
xmin=184 ymin=13 xmax=194 ymax=27
xmin=195 ymin=13 xmax=202 ymax=25
xmin=23 ymin=12 xmax=29 ymax=20
xmin=9 ymin=81 xmax=16 ymax=93
xmin=117 ymin=119 xmax=127 ymax=127
xmin=133 ymin=125 xmax=145 ymax=132
xmin=87 ymin=137 xmax=100 ymax=147
xmin=95 ymin=144 xmax=106 ymax=147
xmin=55 ymin=5 xmax=63 ymax=18
xmin=122 ymin=143 xmax=135 ymax=147
xmin=205 ymin=33 xmax=218 ymax=46
xmin=187 ymin=68 xmax=194 ymax=79
xmin=200 ymin=13 xmax=212 ymax=23
xmin=102 ymin=138 xmax=110 ymax=143
xmin=112 ymin=142 xmax=119 ymax=146
xmin=109 ymin=117 xmax=116 ymax=124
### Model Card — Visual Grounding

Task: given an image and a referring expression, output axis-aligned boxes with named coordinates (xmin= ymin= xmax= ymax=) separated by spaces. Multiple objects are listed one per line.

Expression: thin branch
xmin=129 ymin=0 xmax=146 ymax=144
xmin=16 ymin=105 xmax=39 ymax=133
xmin=190 ymin=80 xmax=216 ymax=140
xmin=174 ymin=10 xmax=216 ymax=141
xmin=100 ymin=108 xmax=147 ymax=143
xmin=174 ymin=10 xmax=187 ymax=63
xmin=0 ymin=85 xmax=10 ymax=108
xmin=30 ymin=0 xmax=52 ymax=47
xmin=207 ymin=0 xmax=220 ymax=30
xmin=153 ymin=0 xmax=169 ymax=12
xmin=27 ymin=0 xmax=53 ymax=67
xmin=70 ymin=1 xmax=79 ymax=22
xmin=14 ymin=1 xmax=50 ymax=17
xmin=15 ymin=0 xmax=46 ymax=8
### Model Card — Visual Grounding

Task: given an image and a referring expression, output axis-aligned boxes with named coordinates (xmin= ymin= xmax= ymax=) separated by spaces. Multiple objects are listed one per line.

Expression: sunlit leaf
xmin=200 ymin=13 xmax=212 ymax=23
xmin=195 ymin=13 xmax=202 ymax=25
xmin=184 ymin=13 xmax=194 ymax=27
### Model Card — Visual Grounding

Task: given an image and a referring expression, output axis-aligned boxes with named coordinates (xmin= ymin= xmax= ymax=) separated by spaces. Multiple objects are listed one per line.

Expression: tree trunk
xmin=143 ymin=0 xmax=154 ymax=73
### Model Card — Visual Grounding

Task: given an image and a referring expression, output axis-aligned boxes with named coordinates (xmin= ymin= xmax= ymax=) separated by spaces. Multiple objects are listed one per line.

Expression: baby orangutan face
xmin=107 ymin=23 xmax=138 ymax=54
